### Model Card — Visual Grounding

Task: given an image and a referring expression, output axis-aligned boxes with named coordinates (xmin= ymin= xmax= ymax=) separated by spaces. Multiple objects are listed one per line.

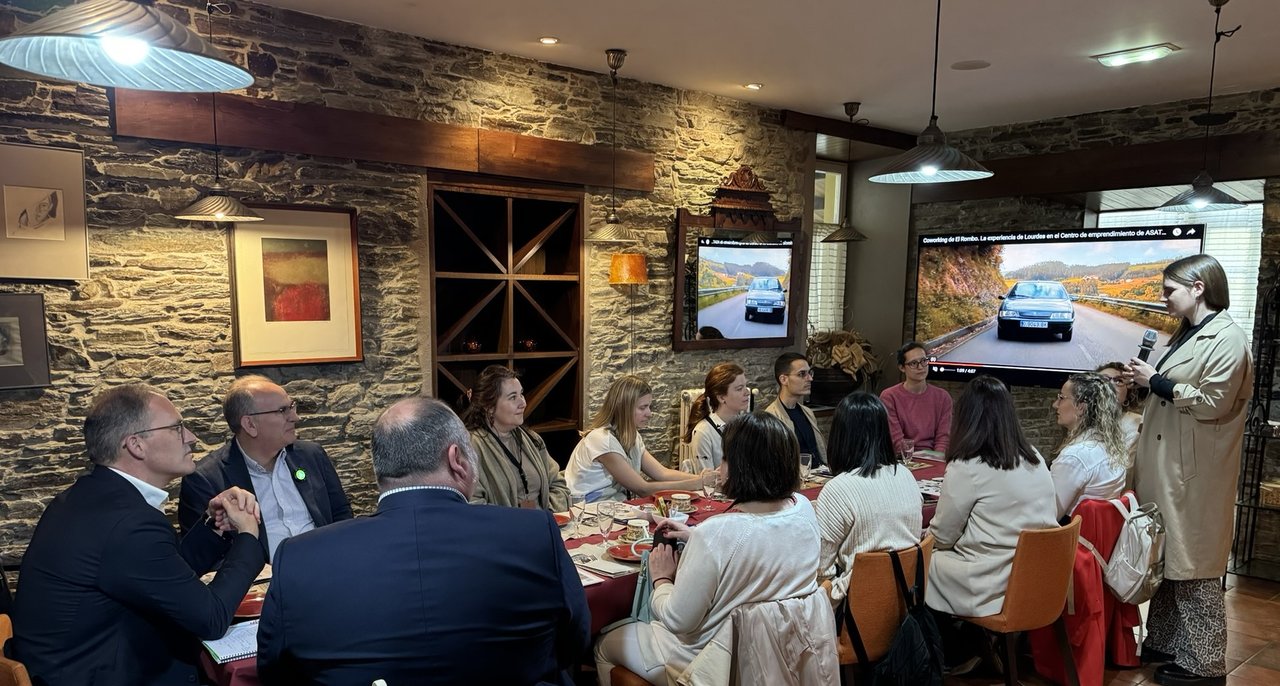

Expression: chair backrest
xmin=998 ymin=516 xmax=1082 ymax=631
xmin=840 ymin=534 xmax=935 ymax=664
xmin=0 ymin=614 xmax=11 ymax=647
xmin=0 ymin=615 xmax=32 ymax=686
xmin=731 ymin=589 xmax=839 ymax=686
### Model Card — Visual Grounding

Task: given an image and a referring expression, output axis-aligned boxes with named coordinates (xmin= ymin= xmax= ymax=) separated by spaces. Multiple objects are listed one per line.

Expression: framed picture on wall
xmin=0 ymin=293 xmax=52 ymax=390
xmin=0 ymin=143 xmax=89 ymax=280
xmin=230 ymin=205 xmax=363 ymax=367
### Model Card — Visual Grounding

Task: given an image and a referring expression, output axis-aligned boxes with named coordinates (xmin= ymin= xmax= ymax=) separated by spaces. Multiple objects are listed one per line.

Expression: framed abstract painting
xmin=230 ymin=205 xmax=363 ymax=367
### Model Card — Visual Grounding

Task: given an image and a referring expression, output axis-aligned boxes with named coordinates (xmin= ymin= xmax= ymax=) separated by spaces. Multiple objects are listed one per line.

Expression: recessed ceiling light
xmin=538 ymin=36 xmax=559 ymax=45
xmin=950 ymin=60 xmax=991 ymax=71
xmin=1091 ymin=43 xmax=1180 ymax=68
xmin=744 ymin=83 xmax=763 ymax=90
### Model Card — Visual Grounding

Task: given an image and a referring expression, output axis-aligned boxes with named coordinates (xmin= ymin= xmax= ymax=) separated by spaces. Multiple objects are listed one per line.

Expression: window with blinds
xmin=1097 ymin=204 xmax=1263 ymax=344
xmin=809 ymin=161 xmax=848 ymax=333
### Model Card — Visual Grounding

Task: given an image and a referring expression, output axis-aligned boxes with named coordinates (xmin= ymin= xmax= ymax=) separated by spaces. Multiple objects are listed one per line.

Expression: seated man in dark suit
xmin=257 ymin=396 xmax=590 ymax=686
xmin=179 ymin=374 xmax=352 ymax=562
xmin=9 ymin=384 xmax=265 ymax=686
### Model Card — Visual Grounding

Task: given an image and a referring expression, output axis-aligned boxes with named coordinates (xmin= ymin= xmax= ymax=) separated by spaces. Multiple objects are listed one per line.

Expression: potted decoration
xmin=804 ymin=327 xmax=881 ymax=406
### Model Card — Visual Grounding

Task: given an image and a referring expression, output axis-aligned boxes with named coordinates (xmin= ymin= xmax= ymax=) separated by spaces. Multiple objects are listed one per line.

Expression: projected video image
xmin=694 ymin=237 xmax=793 ymax=339
xmin=915 ymin=225 xmax=1205 ymax=387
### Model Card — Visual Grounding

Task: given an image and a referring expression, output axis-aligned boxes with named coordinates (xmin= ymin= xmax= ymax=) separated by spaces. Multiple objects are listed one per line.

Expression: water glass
xmin=799 ymin=452 xmax=813 ymax=481
xmin=900 ymin=439 xmax=915 ymax=463
xmin=701 ymin=471 xmax=720 ymax=500
xmin=568 ymin=494 xmax=586 ymax=537
xmin=597 ymin=501 xmax=617 ymax=539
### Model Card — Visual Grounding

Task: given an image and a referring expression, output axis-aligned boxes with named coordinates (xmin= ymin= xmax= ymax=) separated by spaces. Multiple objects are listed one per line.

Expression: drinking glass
xmin=569 ymin=494 xmax=586 ymax=537
xmin=701 ymin=471 xmax=720 ymax=509
xmin=900 ymin=439 xmax=915 ymax=464
xmin=597 ymin=501 xmax=617 ymax=540
xmin=799 ymin=452 xmax=813 ymax=482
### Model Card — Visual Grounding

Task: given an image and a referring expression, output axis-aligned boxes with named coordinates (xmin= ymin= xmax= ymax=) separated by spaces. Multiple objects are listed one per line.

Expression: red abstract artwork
xmin=261 ymin=237 xmax=331 ymax=322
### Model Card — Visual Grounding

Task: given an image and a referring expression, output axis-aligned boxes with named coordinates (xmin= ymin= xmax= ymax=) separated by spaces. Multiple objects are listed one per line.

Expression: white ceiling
xmin=253 ymin=0 xmax=1280 ymax=133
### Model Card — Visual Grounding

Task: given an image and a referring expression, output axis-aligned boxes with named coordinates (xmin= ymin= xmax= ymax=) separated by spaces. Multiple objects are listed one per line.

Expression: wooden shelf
xmin=429 ymin=181 xmax=584 ymax=437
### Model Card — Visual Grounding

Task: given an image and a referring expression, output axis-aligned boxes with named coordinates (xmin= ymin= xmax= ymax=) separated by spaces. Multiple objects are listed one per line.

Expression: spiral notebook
xmin=202 ymin=620 xmax=259 ymax=664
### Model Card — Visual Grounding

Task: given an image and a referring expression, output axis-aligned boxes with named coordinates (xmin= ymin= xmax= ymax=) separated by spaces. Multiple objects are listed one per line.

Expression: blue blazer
xmin=178 ymin=440 xmax=353 ymax=561
xmin=257 ymin=488 xmax=591 ymax=686
xmin=10 ymin=467 xmax=264 ymax=686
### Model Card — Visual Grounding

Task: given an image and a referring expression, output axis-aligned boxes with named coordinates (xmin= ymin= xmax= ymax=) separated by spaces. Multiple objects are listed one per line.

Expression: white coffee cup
xmin=626 ymin=519 xmax=649 ymax=541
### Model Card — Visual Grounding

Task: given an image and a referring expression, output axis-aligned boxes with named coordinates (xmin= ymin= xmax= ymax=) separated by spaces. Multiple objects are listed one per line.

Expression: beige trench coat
xmin=1134 ymin=311 xmax=1252 ymax=580
xmin=468 ymin=427 xmax=571 ymax=512
xmin=763 ymin=398 xmax=828 ymax=465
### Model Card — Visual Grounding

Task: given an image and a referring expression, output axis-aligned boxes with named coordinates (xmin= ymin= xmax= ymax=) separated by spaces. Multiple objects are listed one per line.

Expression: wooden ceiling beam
xmin=780 ymin=109 xmax=917 ymax=150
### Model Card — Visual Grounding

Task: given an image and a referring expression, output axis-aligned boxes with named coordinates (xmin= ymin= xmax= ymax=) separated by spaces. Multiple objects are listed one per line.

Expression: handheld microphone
xmin=1138 ymin=329 xmax=1158 ymax=362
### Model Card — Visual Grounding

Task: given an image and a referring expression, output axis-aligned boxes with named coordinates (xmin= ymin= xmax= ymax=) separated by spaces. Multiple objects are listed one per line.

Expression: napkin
xmin=581 ymin=558 xmax=635 ymax=578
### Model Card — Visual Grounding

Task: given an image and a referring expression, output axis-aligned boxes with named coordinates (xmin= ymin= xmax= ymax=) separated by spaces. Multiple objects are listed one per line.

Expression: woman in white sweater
xmin=1050 ymin=372 xmax=1129 ymax=519
xmin=593 ymin=412 xmax=821 ymax=685
xmin=816 ymin=391 xmax=922 ymax=604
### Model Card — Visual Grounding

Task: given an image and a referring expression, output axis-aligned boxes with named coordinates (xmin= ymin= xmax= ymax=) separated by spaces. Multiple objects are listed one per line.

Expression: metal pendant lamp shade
xmin=822 ymin=220 xmax=868 ymax=243
xmin=869 ymin=0 xmax=991 ymax=185
xmin=587 ymin=48 xmax=639 ymax=243
xmin=175 ymin=185 xmax=261 ymax=222
xmin=1158 ymin=0 xmax=1245 ymax=213
xmin=1158 ymin=170 xmax=1245 ymax=213
xmin=0 ymin=0 xmax=254 ymax=93
xmin=869 ymin=116 xmax=992 ymax=184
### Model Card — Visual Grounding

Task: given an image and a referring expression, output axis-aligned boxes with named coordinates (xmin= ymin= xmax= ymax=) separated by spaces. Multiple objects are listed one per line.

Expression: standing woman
xmin=684 ymin=363 xmax=752 ymax=470
xmin=566 ymin=375 xmax=705 ymax=502
xmin=1127 ymin=254 xmax=1252 ymax=686
xmin=462 ymin=365 xmax=571 ymax=511
xmin=1050 ymin=373 xmax=1129 ymax=520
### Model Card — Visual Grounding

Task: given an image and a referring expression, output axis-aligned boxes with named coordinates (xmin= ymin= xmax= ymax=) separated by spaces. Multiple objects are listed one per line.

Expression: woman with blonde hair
xmin=1050 ymin=372 xmax=1129 ymax=519
xmin=684 ymin=362 xmax=751 ymax=470
xmin=565 ymin=375 xmax=705 ymax=502
xmin=1095 ymin=361 xmax=1144 ymax=460
xmin=460 ymin=365 xmax=570 ymax=511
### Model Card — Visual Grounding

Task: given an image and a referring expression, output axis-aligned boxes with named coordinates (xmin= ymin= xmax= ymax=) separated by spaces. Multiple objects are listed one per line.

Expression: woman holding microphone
xmin=1127 ymin=254 xmax=1252 ymax=686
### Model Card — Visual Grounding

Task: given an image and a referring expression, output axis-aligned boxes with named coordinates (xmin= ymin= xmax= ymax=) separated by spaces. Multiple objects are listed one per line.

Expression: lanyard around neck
xmin=484 ymin=425 xmax=530 ymax=495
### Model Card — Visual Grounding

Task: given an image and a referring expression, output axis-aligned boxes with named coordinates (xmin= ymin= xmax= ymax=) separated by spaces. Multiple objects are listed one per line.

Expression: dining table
xmin=200 ymin=455 xmax=946 ymax=686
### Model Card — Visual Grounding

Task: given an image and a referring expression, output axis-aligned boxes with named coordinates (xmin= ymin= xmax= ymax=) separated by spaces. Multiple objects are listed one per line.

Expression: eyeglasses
xmin=246 ymin=400 xmax=297 ymax=417
xmin=903 ymin=359 xmax=929 ymax=369
xmin=1056 ymin=393 xmax=1070 ymax=402
xmin=131 ymin=421 xmax=187 ymax=437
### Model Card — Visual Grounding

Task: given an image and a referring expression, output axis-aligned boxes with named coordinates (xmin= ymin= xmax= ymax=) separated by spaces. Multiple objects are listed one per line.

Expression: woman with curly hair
xmin=1050 ymin=372 xmax=1129 ymax=519
xmin=1095 ymin=361 xmax=1145 ymax=463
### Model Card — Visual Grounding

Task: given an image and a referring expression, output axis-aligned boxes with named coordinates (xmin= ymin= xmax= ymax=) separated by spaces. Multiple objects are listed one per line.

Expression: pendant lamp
xmin=587 ymin=49 xmax=636 ymax=243
xmin=1158 ymin=0 xmax=1245 ymax=213
xmin=0 ymin=0 xmax=254 ymax=93
xmin=823 ymin=101 xmax=869 ymax=242
xmin=175 ymin=4 xmax=260 ymax=223
xmin=869 ymin=0 xmax=991 ymax=184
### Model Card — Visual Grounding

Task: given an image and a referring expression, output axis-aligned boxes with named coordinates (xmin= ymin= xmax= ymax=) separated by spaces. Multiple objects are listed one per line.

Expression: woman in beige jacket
xmin=461 ymin=365 xmax=571 ymax=512
xmin=1128 ymin=254 xmax=1252 ymax=686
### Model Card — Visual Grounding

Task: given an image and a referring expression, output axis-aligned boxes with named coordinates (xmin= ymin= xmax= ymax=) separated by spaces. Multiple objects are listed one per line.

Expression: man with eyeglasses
xmin=880 ymin=341 xmax=952 ymax=454
xmin=179 ymin=375 xmax=351 ymax=563
xmin=764 ymin=352 xmax=827 ymax=467
xmin=10 ymin=384 xmax=265 ymax=686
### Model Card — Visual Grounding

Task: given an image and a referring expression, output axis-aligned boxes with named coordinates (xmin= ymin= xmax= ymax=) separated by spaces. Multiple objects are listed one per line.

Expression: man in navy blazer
xmin=9 ymin=384 xmax=266 ymax=686
xmin=178 ymin=375 xmax=352 ymax=562
xmin=257 ymin=396 xmax=590 ymax=686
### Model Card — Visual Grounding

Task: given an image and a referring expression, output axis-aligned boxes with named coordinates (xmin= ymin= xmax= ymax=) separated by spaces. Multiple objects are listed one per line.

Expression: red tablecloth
xmin=203 ymin=459 xmax=947 ymax=685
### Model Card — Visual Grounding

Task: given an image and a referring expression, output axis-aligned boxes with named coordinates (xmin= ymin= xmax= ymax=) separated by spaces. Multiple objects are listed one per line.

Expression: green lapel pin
xmin=294 ymin=468 xmax=307 ymax=481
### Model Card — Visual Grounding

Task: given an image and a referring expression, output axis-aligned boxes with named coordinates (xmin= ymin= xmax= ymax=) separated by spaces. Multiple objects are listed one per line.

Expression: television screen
xmin=693 ymin=236 xmax=794 ymax=340
xmin=914 ymin=224 xmax=1205 ymax=387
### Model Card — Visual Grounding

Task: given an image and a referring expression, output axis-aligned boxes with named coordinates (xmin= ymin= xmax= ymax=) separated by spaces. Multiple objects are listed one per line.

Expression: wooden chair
xmin=0 ymin=615 xmax=33 ymax=686
xmin=960 ymin=516 xmax=1082 ymax=686
xmin=832 ymin=534 xmax=935 ymax=668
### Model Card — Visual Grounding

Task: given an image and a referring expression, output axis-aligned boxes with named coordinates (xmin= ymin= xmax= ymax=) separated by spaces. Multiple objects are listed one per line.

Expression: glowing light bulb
xmin=1191 ymin=198 xmax=1209 ymax=210
xmin=921 ymin=165 xmax=939 ymax=177
xmin=101 ymin=36 xmax=150 ymax=65
xmin=214 ymin=211 xmax=226 ymax=219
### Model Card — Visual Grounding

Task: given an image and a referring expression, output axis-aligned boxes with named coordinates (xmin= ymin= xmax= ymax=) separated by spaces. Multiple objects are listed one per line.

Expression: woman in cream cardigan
xmin=461 ymin=365 xmax=570 ymax=511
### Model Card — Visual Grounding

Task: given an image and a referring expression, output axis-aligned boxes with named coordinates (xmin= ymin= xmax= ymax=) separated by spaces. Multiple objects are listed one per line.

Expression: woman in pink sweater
xmin=880 ymin=341 xmax=952 ymax=454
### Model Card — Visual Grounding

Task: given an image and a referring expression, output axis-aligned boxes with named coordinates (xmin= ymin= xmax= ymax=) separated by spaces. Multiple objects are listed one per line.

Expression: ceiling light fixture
xmin=869 ymin=0 xmax=992 ymax=184
xmin=174 ymin=3 xmax=261 ymax=223
xmin=1159 ymin=0 xmax=1244 ymax=213
xmin=1091 ymin=43 xmax=1180 ymax=68
xmin=586 ymin=48 xmax=635 ymax=243
xmin=824 ymin=101 xmax=868 ymax=243
xmin=744 ymin=83 xmax=764 ymax=90
xmin=538 ymin=36 xmax=559 ymax=45
xmin=0 ymin=0 xmax=254 ymax=93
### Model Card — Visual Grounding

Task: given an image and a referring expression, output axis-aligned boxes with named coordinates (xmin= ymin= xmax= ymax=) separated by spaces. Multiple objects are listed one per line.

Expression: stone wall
xmin=0 ymin=0 xmax=809 ymax=565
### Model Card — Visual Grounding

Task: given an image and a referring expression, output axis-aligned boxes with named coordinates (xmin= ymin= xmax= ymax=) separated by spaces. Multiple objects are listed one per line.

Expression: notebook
xmin=202 ymin=620 xmax=259 ymax=664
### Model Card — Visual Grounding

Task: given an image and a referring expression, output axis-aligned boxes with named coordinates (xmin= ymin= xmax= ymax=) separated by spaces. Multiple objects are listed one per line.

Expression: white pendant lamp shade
xmin=1157 ymin=171 xmax=1245 ymax=213
xmin=0 ymin=0 xmax=254 ymax=92
xmin=868 ymin=116 xmax=993 ymax=184
xmin=175 ymin=186 xmax=262 ymax=222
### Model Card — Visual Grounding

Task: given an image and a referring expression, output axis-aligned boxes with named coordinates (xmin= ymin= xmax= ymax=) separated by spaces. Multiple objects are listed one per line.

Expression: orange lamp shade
xmin=608 ymin=253 xmax=648 ymax=285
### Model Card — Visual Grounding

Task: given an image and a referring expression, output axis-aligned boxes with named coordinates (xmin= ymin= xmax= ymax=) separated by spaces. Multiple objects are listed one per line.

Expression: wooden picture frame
xmin=0 ymin=143 xmax=89 ymax=280
xmin=0 ymin=293 xmax=52 ymax=390
xmin=230 ymin=205 xmax=362 ymax=367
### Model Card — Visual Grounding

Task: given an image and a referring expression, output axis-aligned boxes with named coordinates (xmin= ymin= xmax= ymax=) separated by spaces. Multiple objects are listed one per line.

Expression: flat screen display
xmin=913 ymin=225 xmax=1205 ymax=387
xmin=693 ymin=236 xmax=794 ymax=340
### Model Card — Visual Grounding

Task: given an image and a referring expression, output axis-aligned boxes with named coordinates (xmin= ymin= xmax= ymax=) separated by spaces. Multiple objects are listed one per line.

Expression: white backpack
xmin=1079 ymin=493 xmax=1165 ymax=605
